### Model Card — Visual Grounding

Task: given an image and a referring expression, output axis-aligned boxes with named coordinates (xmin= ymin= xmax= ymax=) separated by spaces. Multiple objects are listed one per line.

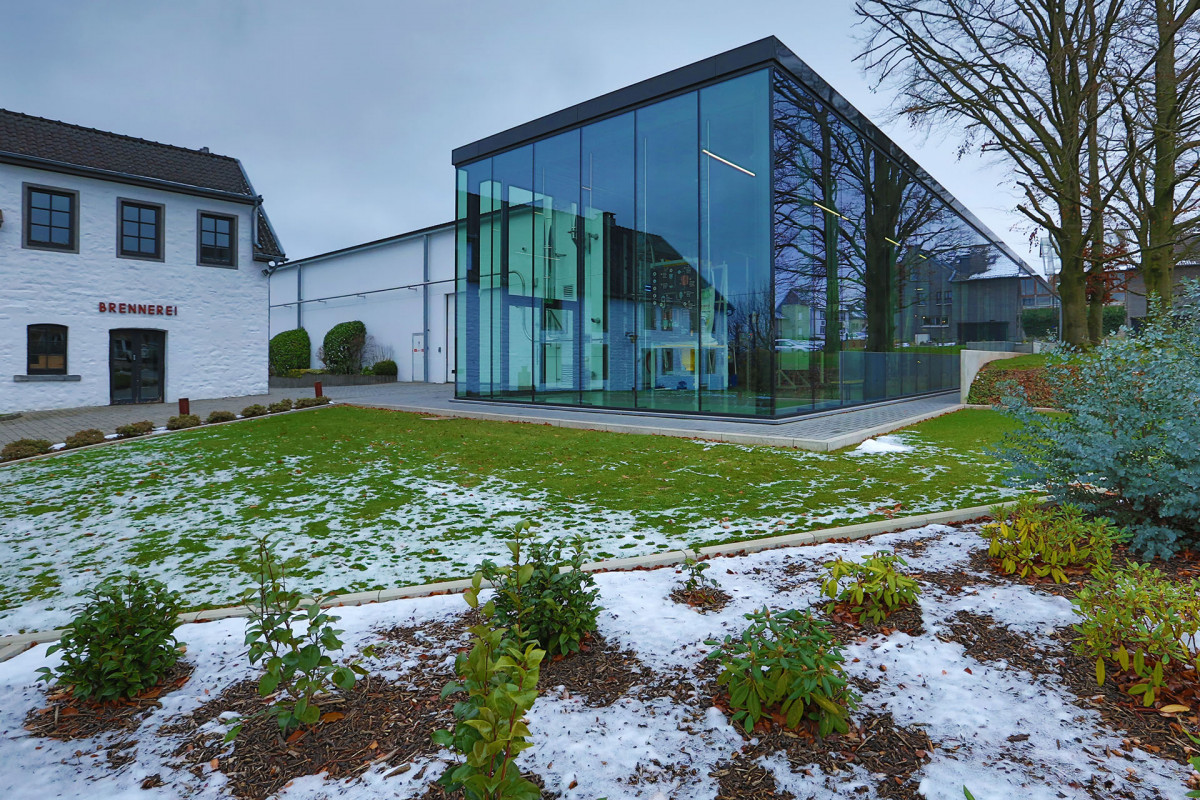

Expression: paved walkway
xmin=0 ymin=388 xmax=318 ymax=448
xmin=0 ymin=382 xmax=962 ymax=452
xmin=326 ymin=383 xmax=963 ymax=451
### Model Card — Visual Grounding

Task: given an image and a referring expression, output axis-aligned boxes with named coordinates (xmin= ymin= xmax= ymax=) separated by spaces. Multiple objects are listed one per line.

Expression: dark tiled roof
xmin=0 ymin=108 xmax=285 ymax=260
xmin=0 ymin=109 xmax=252 ymax=195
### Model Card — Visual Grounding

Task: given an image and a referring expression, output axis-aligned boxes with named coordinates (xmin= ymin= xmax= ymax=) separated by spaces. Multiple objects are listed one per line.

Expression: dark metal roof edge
xmin=451 ymin=36 xmax=1035 ymax=273
xmin=272 ymin=220 xmax=455 ymax=271
xmin=0 ymin=151 xmax=257 ymax=204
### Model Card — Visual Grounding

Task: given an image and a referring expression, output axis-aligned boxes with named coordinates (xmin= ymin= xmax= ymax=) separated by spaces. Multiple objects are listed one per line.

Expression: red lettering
xmin=137 ymin=304 xmax=146 ymax=314
xmin=107 ymin=302 xmax=116 ymax=312
xmin=98 ymin=302 xmax=106 ymax=312
xmin=118 ymin=303 xmax=126 ymax=313
xmin=166 ymin=306 xmax=174 ymax=316
xmin=155 ymin=305 xmax=164 ymax=315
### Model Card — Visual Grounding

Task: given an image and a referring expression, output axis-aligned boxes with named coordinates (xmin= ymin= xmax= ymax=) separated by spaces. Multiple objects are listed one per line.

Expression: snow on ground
xmin=851 ymin=435 xmax=915 ymax=455
xmin=0 ymin=524 xmax=1193 ymax=799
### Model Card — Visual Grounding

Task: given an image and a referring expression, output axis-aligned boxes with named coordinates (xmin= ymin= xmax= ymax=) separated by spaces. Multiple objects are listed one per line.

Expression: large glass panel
xmin=635 ymin=91 xmax=699 ymax=413
xmin=456 ymin=158 xmax=492 ymax=398
xmin=580 ymin=112 xmax=636 ymax=408
xmin=700 ymin=71 xmax=771 ymax=415
xmin=494 ymin=146 xmax=535 ymax=400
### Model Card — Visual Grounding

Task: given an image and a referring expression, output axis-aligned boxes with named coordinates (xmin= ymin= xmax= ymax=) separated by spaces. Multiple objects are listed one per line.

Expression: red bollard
xmin=179 ymin=397 xmax=190 ymax=416
xmin=314 ymin=381 xmax=323 ymax=398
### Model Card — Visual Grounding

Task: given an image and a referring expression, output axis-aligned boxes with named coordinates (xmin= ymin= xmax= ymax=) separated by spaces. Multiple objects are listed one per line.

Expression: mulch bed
xmin=538 ymin=634 xmax=654 ymax=706
xmin=24 ymin=661 xmax=194 ymax=741
xmin=669 ymin=586 xmax=733 ymax=613
xmin=710 ymin=712 xmax=934 ymax=799
xmin=821 ymin=600 xmax=925 ymax=640
xmin=172 ymin=671 xmax=452 ymax=800
xmin=939 ymin=610 xmax=1068 ymax=678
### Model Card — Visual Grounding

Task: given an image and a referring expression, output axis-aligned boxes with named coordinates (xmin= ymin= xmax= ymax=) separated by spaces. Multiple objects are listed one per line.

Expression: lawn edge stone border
xmin=0 ymin=403 xmax=337 ymax=468
xmin=0 ymin=500 xmax=1012 ymax=662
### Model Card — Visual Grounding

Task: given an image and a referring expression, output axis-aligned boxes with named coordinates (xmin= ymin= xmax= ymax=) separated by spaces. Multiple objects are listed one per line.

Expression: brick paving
xmin=0 ymin=382 xmax=962 ymax=452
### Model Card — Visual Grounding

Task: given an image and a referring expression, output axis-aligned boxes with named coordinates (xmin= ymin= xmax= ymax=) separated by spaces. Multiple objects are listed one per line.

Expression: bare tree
xmin=856 ymin=0 xmax=1130 ymax=346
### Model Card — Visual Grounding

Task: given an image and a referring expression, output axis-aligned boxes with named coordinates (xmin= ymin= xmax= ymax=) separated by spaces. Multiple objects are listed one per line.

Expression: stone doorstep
xmin=0 ymin=501 xmax=1011 ymax=662
xmin=0 ymin=403 xmax=337 ymax=468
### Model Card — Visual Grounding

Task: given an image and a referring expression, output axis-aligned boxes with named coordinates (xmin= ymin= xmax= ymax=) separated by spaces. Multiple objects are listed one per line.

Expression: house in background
xmin=0 ymin=110 xmax=284 ymax=414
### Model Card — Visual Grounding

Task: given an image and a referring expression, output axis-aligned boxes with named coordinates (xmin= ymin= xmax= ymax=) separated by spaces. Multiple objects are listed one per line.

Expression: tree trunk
xmin=1144 ymin=0 xmax=1180 ymax=308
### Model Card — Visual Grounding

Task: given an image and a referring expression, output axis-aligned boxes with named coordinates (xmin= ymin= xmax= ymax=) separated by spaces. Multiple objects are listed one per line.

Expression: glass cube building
xmin=453 ymin=37 xmax=1041 ymax=418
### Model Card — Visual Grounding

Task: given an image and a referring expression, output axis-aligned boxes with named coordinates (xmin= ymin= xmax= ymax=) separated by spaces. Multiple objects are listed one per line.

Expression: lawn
xmin=0 ymin=405 xmax=1023 ymax=634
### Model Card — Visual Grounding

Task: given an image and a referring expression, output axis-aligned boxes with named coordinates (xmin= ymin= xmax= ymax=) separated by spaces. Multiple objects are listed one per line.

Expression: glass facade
xmin=457 ymin=64 xmax=1027 ymax=417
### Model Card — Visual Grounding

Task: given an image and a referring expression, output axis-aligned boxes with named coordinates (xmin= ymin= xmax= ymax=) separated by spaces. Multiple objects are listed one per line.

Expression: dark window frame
xmin=27 ymin=323 xmax=68 ymax=375
xmin=117 ymin=199 xmax=165 ymax=262
xmin=22 ymin=183 xmax=80 ymax=254
xmin=196 ymin=211 xmax=238 ymax=268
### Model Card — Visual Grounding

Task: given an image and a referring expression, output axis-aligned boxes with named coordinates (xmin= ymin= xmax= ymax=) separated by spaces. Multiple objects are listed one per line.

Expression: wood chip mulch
xmin=171 ymin=671 xmax=453 ymax=800
xmin=711 ymin=711 xmax=934 ymax=799
xmin=24 ymin=661 xmax=194 ymax=742
xmin=538 ymin=634 xmax=654 ymax=706
xmin=939 ymin=610 xmax=1067 ymax=678
xmin=821 ymin=600 xmax=925 ymax=640
xmin=669 ymin=586 xmax=732 ymax=613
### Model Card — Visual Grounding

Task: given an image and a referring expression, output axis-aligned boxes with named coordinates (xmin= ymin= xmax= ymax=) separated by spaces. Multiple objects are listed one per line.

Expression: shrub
xmin=294 ymin=395 xmax=332 ymax=409
xmin=966 ymin=362 xmax=1061 ymax=406
xmin=269 ymin=328 xmax=310 ymax=376
xmin=230 ymin=539 xmax=366 ymax=738
xmin=432 ymin=567 xmax=544 ymax=800
xmin=820 ymin=550 xmax=920 ymax=624
xmin=36 ymin=574 xmax=183 ymax=701
xmin=706 ymin=607 xmax=857 ymax=736
xmin=1073 ymin=563 xmax=1200 ymax=707
xmin=115 ymin=420 xmax=154 ymax=438
xmin=241 ymin=404 xmax=268 ymax=417
xmin=1102 ymin=304 xmax=1126 ymax=335
xmin=1 ymin=438 xmax=52 ymax=462
xmin=166 ymin=414 xmax=201 ymax=430
xmin=268 ymin=398 xmax=294 ymax=413
xmin=320 ymin=321 xmax=367 ymax=375
xmin=997 ymin=282 xmax=1200 ymax=559
xmin=371 ymin=359 xmax=398 ymax=376
xmin=205 ymin=410 xmax=236 ymax=424
xmin=64 ymin=429 xmax=106 ymax=449
xmin=980 ymin=496 xmax=1121 ymax=583
xmin=480 ymin=520 xmax=601 ymax=658
xmin=1021 ymin=307 xmax=1058 ymax=339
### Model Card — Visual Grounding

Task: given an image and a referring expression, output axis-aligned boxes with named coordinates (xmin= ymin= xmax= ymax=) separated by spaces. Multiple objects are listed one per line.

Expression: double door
xmin=109 ymin=329 xmax=165 ymax=404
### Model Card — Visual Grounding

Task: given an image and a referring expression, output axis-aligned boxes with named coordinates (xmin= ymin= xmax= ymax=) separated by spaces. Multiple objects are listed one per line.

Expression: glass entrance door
xmin=109 ymin=329 xmax=166 ymax=404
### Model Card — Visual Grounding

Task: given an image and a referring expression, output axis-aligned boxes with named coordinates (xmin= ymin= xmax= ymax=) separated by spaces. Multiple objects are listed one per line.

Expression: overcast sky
xmin=0 ymin=1 xmax=1044 ymax=269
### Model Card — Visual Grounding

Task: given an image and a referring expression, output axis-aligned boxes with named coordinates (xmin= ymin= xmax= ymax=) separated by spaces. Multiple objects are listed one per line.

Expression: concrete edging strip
xmin=0 ymin=500 xmax=1011 ymax=662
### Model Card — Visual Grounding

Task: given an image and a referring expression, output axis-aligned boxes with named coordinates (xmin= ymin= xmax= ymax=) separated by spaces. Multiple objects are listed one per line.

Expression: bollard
xmin=314 ymin=381 xmax=323 ymax=398
xmin=179 ymin=397 xmax=190 ymax=416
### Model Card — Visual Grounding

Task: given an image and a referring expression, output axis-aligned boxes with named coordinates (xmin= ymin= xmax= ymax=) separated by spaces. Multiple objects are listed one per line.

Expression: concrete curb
xmin=0 ymin=403 xmax=337 ymax=469
xmin=344 ymin=401 xmax=964 ymax=452
xmin=0 ymin=500 xmax=1009 ymax=662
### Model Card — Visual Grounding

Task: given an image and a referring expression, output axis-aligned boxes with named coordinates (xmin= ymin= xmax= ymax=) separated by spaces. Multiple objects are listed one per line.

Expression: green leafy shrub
xmin=1102 ymin=304 xmax=1126 ymax=335
xmin=671 ymin=551 xmax=729 ymax=612
xmin=371 ymin=359 xmax=398 ymax=376
xmin=998 ymin=282 xmax=1200 ymax=559
xmin=980 ymin=497 xmax=1120 ymax=583
xmin=319 ymin=321 xmax=367 ymax=375
xmin=205 ymin=410 xmax=236 ymax=424
xmin=269 ymin=328 xmax=310 ymax=376
xmin=480 ymin=520 xmax=600 ymax=658
xmin=1187 ymin=730 xmax=1200 ymax=797
xmin=294 ymin=395 xmax=332 ymax=408
xmin=820 ymin=550 xmax=920 ymax=624
xmin=241 ymin=404 xmax=268 ymax=417
xmin=706 ymin=607 xmax=857 ymax=736
xmin=115 ymin=420 xmax=154 ymax=438
xmin=268 ymin=398 xmax=294 ymax=413
xmin=1072 ymin=563 xmax=1200 ymax=707
xmin=229 ymin=539 xmax=366 ymax=738
xmin=36 ymin=573 xmax=184 ymax=701
xmin=166 ymin=414 xmax=201 ymax=430
xmin=1021 ymin=308 xmax=1057 ymax=339
xmin=432 ymin=566 xmax=544 ymax=800
xmin=1 ymin=438 xmax=52 ymax=462
xmin=64 ymin=429 xmax=106 ymax=449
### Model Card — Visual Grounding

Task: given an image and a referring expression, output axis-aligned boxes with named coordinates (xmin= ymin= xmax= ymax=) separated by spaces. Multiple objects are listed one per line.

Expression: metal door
xmin=110 ymin=329 xmax=165 ymax=404
xmin=412 ymin=332 xmax=426 ymax=382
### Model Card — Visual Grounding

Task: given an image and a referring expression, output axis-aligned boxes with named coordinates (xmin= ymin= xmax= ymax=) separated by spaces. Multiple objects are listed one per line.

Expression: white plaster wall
xmin=0 ymin=163 xmax=268 ymax=414
xmin=268 ymin=226 xmax=455 ymax=383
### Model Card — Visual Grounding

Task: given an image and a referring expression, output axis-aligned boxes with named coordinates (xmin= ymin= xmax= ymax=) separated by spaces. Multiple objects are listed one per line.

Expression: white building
xmin=267 ymin=222 xmax=456 ymax=384
xmin=0 ymin=110 xmax=285 ymax=414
